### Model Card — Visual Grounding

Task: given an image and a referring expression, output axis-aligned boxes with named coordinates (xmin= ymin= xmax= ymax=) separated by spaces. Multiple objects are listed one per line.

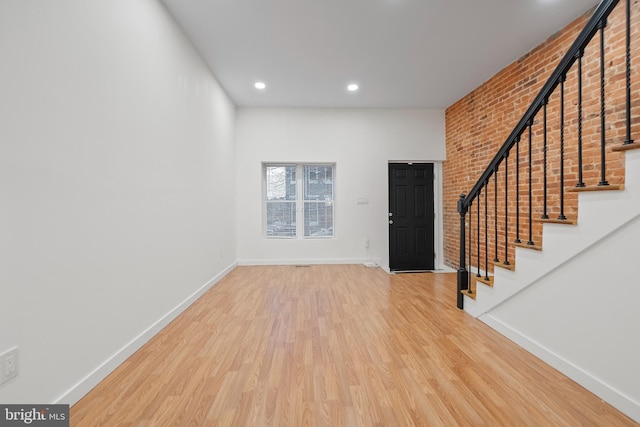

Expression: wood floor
xmin=70 ymin=265 xmax=637 ymax=426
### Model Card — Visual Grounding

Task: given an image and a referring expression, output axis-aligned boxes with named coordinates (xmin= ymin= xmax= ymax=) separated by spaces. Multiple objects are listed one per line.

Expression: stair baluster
xmin=542 ymin=100 xmax=550 ymax=218
xmin=477 ymin=192 xmax=481 ymax=278
xmin=515 ymin=136 xmax=521 ymax=243
xmin=494 ymin=168 xmax=499 ymax=262
xmin=625 ymin=0 xmax=634 ymax=146
xmin=468 ymin=200 xmax=473 ymax=295
xmin=527 ymin=122 xmax=535 ymax=245
xmin=504 ymin=152 xmax=510 ymax=266
xmin=559 ymin=74 xmax=567 ymax=221
xmin=577 ymin=50 xmax=586 ymax=188
xmin=484 ymin=181 xmax=489 ymax=281
xmin=599 ymin=19 xmax=609 ymax=187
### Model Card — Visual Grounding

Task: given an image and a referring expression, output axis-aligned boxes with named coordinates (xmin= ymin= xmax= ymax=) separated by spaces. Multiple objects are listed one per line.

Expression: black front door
xmin=389 ymin=163 xmax=435 ymax=271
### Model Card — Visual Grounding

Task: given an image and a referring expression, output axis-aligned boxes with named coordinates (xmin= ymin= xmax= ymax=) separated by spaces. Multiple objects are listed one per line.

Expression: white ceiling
xmin=161 ymin=0 xmax=598 ymax=109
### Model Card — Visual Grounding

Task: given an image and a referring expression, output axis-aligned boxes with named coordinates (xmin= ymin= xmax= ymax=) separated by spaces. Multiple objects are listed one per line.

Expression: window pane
xmin=266 ymin=201 xmax=296 ymax=237
xmin=266 ymin=166 xmax=296 ymax=201
xmin=304 ymin=166 xmax=333 ymax=201
xmin=304 ymin=201 xmax=334 ymax=237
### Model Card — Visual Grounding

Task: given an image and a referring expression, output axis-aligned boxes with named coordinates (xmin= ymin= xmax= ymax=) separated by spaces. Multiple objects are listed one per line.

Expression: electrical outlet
xmin=0 ymin=347 xmax=18 ymax=385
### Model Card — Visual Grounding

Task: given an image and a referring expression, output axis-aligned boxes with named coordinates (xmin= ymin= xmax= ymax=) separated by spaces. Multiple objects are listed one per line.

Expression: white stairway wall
xmin=468 ymin=151 xmax=640 ymax=422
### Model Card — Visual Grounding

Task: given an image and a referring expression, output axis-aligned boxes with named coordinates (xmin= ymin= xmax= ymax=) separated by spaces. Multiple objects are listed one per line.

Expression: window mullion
xmin=297 ymin=164 xmax=304 ymax=238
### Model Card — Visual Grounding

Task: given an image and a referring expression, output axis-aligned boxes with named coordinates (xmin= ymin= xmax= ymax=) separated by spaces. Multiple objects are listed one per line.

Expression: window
xmin=264 ymin=164 xmax=335 ymax=238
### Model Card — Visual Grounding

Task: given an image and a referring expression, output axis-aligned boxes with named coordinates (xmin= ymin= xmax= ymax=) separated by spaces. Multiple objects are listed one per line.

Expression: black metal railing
xmin=457 ymin=0 xmax=636 ymax=309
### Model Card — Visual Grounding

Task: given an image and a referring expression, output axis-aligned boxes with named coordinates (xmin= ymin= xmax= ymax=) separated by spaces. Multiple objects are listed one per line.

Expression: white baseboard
xmin=237 ymin=258 xmax=381 ymax=266
xmin=480 ymin=314 xmax=640 ymax=423
xmin=57 ymin=261 xmax=238 ymax=406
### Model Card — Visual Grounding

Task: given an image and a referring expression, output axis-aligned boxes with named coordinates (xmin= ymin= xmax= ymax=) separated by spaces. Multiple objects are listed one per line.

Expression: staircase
xmin=456 ymin=0 xmax=639 ymax=310
xmin=462 ymin=147 xmax=640 ymax=317
xmin=455 ymin=0 xmax=640 ymax=421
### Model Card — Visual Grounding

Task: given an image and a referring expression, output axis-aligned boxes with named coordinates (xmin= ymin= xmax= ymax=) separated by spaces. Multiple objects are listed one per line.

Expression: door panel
xmin=415 ymin=185 xmax=426 ymax=217
xmin=389 ymin=163 xmax=435 ymax=271
xmin=415 ymin=227 xmax=427 ymax=255
xmin=397 ymin=228 xmax=409 ymax=255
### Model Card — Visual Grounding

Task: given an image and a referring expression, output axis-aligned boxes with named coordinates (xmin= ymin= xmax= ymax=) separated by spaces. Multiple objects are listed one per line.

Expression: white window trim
xmin=263 ymin=163 xmax=336 ymax=239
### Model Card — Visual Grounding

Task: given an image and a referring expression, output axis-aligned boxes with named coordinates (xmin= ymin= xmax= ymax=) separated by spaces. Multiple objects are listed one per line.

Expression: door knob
xmin=389 ymin=220 xmax=394 ymax=224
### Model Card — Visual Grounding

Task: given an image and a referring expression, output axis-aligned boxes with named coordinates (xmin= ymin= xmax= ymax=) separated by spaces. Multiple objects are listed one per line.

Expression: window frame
xmin=263 ymin=163 xmax=336 ymax=239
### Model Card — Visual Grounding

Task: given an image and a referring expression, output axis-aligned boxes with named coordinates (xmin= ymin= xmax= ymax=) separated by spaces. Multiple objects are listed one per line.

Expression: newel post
xmin=457 ymin=194 xmax=469 ymax=310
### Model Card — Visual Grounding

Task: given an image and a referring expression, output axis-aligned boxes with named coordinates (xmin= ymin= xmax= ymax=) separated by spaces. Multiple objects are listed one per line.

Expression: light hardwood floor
xmin=71 ymin=265 xmax=638 ymax=426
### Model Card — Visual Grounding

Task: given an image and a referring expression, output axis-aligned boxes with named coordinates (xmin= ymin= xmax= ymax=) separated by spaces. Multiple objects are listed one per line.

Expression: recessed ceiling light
xmin=254 ymin=82 xmax=266 ymax=90
xmin=347 ymin=83 xmax=359 ymax=92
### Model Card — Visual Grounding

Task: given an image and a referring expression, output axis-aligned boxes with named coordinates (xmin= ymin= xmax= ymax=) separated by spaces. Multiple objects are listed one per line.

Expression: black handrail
xmin=458 ymin=0 xmax=619 ymax=212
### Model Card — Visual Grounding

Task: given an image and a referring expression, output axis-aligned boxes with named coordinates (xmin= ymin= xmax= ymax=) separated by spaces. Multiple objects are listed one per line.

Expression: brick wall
xmin=444 ymin=1 xmax=640 ymax=270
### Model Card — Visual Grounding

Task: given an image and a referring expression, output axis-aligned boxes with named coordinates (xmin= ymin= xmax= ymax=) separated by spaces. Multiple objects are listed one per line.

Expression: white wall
xmin=235 ymin=108 xmax=445 ymax=270
xmin=0 ymin=0 xmax=236 ymax=404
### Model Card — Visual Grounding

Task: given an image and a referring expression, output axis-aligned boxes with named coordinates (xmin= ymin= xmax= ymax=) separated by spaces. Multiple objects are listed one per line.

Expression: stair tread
xmin=539 ymin=217 xmax=577 ymax=225
xmin=493 ymin=261 xmax=515 ymax=271
xmin=567 ymin=184 xmax=624 ymax=193
xmin=612 ymin=142 xmax=640 ymax=152
xmin=514 ymin=241 xmax=542 ymax=251
xmin=461 ymin=289 xmax=476 ymax=300
xmin=475 ymin=275 xmax=494 ymax=287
